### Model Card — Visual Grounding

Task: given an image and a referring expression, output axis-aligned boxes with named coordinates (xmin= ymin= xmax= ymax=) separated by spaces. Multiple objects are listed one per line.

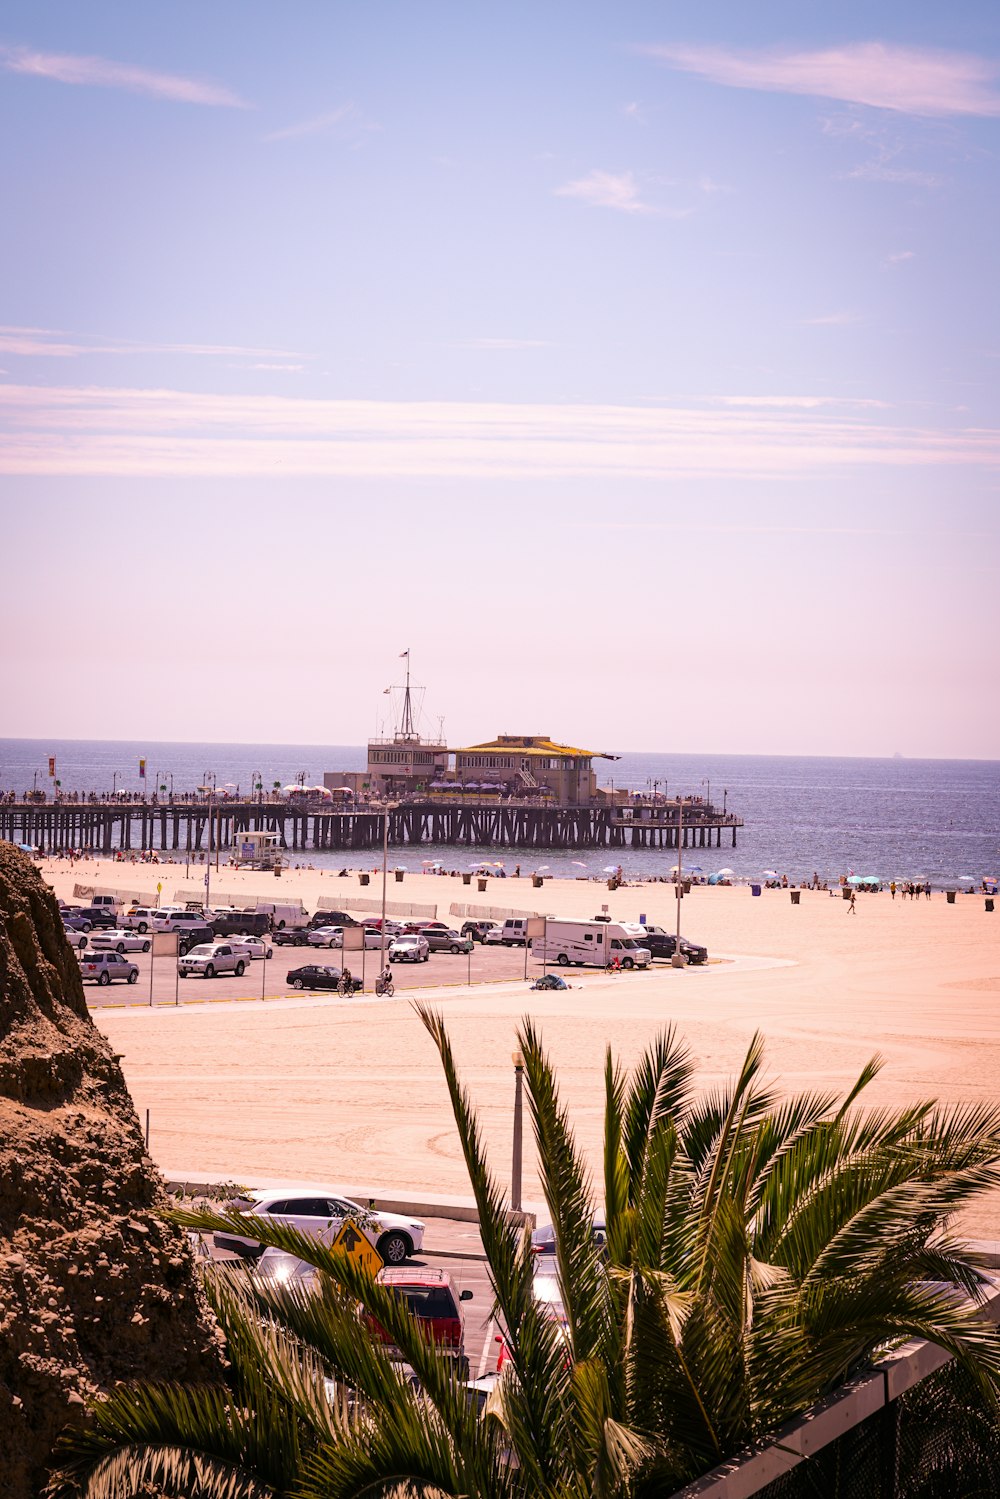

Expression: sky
xmin=0 ymin=2 xmax=998 ymax=758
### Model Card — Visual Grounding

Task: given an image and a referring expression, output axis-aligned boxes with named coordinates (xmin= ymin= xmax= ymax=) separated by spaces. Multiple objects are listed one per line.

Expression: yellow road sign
xmin=330 ymin=1218 xmax=384 ymax=1273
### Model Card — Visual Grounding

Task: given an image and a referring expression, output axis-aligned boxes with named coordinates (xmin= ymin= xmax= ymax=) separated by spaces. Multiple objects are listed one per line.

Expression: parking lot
xmin=80 ymin=936 xmax=565 ymax=1008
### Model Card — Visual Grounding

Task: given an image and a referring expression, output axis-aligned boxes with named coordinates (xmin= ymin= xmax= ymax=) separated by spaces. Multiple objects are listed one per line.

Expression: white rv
xmin=532 ymin=918 xmax=651 ymax=970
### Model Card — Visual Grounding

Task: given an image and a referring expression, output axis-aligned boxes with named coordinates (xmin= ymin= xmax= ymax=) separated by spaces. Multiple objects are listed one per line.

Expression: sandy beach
xmin=43 ymin=858 xmax=1000 ymax=1236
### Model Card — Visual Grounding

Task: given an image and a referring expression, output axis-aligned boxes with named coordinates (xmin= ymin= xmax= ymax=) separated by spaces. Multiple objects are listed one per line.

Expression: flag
xmin=399 ymin=649 xmax=409 ymax=658
xmin=139 ymin=758 xmax=146 ymax=779
xmin=48 ymin=756 xmax=56 ymax=777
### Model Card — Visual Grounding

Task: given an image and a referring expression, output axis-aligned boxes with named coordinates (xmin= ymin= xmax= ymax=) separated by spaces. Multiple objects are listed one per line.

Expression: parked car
xmin=177 ymin=943 xmax=248 ymax=979
xmin=482 ymin=925 xmax=505 ymax=945
xmin=119 ymin=906 xmax=162 ymax=933
xmin=213 ymin=1186 xmax=425 ymax=1266
xmin=154 ymin=910 xmax=211 ymax=934
xmin=73 ymin=906 xmax=119 ymax=930
xmin=364 ymin=1267 xmax=473 ymax=1376
xmin=461 ymin=919 xmax=501 ymax=943
xmin=419 ymin=927 xmax=473 ymax=955
xmin=388 ymin=934 xmax=429 ymax=963
xmin=61 ymin=924 xmax=88 ymax=952
xmin=403 ymin=920 xmax=449 ymax=935
xmin=622 ymin=923 xmax=708 ymax=965
xmin=308 ymin=910 xmax=359 ymax=929
xmin=211 ymin=911 xmax=273 ymax=938
xmin=285 ymin=964 xmax=362 ymax=992
xmin=271 ymin=927 xmax=311 ymax=947
xmin=228 ymin=934 xmax=274 ymax=960
xmin=286 ymin=964 xmax=363 ymax=992
xmin=90 ymin=929 xmax=152 ymax=954
xmin=307 ymin=925 xmax=344 ymax=949
xmin=177 ymin=923 xmax=217 ymax=956
xmin=79 ymin=951 xmax=140 ymax=986
xmin=531 ymin=1213 xmax=607 ymax=1256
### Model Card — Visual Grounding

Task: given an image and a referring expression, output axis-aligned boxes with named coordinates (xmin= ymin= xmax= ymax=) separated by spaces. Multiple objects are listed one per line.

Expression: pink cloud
xmin=642 ymin=41 xmax=1000 ymax=117
xmin=0 ymin=43 xmax=248 ymax=107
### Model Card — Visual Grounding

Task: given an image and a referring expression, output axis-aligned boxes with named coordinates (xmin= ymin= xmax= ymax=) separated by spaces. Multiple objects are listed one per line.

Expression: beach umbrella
xmin=717 ymin=867 xmax=734 ymax=876
xmin=688 ymin=866 xmax=704 ymax=874
xmin=707 ymin=874 xmax=721 ymax=885
xmin=763 ymin=869 xmax=778 ymax=878
xmin=572 ymin=860 xmax=588 ymax=867
xmin=603 ymin=865 xmax=619 ymax=873
xmin=17 ymin=843 xmax=35 ymax=853
xmin=535 ymin=865 xmax=550 ymax=872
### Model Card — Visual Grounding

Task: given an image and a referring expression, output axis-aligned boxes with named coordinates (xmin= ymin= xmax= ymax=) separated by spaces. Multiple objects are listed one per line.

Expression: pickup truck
xmin=79 ymin=951 xmax=140 ymax=986
xmin=177 ymin=943 xmax=249 ymax=980
xmin=622 ymin=923 xmax=708 ymax=965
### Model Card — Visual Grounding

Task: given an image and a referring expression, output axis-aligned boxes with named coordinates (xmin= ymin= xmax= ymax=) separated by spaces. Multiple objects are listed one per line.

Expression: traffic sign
xmin=330 ymin=1218 xmax=383 ymax=1273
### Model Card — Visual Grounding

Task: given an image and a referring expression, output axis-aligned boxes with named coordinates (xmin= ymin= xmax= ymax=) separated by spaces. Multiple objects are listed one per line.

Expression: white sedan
xmin=482 ymin=925 xmax=506 ymax=945
xmin=90 ymin=929 xmax=152 ymax=954
xmin=388 ymin=934 xmax=429 ymax=963
xmin=228 ymin=935 xmax=274 ymax=960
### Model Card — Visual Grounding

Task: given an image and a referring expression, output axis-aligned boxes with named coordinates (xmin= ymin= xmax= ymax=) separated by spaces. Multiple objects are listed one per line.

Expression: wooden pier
xmin=0 ymin=798 xmax=742 ymax=856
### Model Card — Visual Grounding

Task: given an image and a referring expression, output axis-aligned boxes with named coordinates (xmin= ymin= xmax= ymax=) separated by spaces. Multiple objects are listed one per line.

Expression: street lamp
xmin=378 ymin=801 xmax=397 ymax=985
xmin=511 ymin=1049 xmax=525 ymax=1213
xmin=672 ymin=797 xmax=688 ymax=968
xmin=112 ymin=771 xmax=119 ymax=797
xmin=199 ymin=772 xmax=216 ymax=909
xmin=701 ymin=777 xmax=711 ymax=810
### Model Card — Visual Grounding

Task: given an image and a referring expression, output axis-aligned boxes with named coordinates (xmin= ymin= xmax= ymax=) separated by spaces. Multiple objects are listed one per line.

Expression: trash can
xmin=462 ymin=872 xmax=471 ymax=885
xmin=532 ymin=875 xmax=543 ymax=889
xmin=683 ymin=880 xmax=692 ymax=895
xmin=359 ymin=873 xmax=370 ymax=886
xmin=946 ymin=890 xmax=956 ymax=904
xmin=478 ymin=878 xmax=487 ymax=892
xmin=987 ymin=898 xmax=995 ymax=913
xmin=607 ymin=878 xmax=618 ymax=891
xmin=790 ymin=890 xmax=800 ymax=905
xmin=394 ymin=870 xmax=404 ymax=883
xmin=751 ymin=884 xmax=761 ymax=897
xmin=842 ymin=887 xmax=851 ymax=899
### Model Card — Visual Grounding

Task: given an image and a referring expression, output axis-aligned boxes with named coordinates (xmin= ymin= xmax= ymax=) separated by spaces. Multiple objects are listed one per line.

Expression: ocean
xmin=1 ymin=738 xmax=997 ymax=888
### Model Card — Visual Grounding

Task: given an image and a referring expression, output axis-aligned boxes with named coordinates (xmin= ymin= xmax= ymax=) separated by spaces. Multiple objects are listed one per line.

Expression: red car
xmin=364 ymin=1267 xmax=472 ymax=1378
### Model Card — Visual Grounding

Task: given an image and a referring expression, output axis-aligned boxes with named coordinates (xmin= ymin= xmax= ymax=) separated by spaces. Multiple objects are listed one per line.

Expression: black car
xmin=72 ymin=906 xmax=119 ymax=930
xmin=633 ymin=925 xmax=708 ymax=965
xmin=307 ymin=910 xmax=359 ymax=929
xmin=272 ymin=927 xmax=311 ymax=946
xmin=177 ymin=923 xmax=216 ymax=956
xmin=461 ymin=920 xmax=500 ymax=943
xmin=286 ymin=964 xmax=363 ymax=992
xmin=211 ymin=911 xmax=271 ymax=938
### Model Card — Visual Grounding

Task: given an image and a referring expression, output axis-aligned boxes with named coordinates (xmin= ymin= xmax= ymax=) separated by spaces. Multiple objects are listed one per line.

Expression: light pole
xmin=511 ymin=1048 xmax=525 ymax=1213
xmin=701 ymin=777 xmax=710 ymax=810
xmin=672 ymin=797 xmax=687 ymax=968
xmin=169 ymin=773 xmax=174 ymax=800
xmin=112 ymin=771 xmax=119 ymax=798
xmin=200 ymin=772 xmax=216 ymax=910
xmin=723 ymin=788 xmax=728 ymax=815
xmin=378 ymin=801 xmax=396 ymax=985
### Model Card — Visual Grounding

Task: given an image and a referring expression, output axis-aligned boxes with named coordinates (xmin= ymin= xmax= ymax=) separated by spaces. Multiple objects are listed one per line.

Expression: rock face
xmin=0 ymin=845 xmax=221 ymax=1498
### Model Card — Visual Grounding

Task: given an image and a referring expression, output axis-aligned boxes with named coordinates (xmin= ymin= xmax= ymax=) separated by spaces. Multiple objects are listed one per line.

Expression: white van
xmin=253 ymin=901 xmax=309 ymax=930
xmin=501 ymin=918 xmax=533 ymax=946
xmin=91 ymin=894 xmax=121 ymax=913
xmin=532 ymin=918 xmax=652 ymax=970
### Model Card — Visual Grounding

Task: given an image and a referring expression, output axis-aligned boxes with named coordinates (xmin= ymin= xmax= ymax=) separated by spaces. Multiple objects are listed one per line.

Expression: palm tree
xmin=49 ymin=1014 xmax=1000 ymax=1499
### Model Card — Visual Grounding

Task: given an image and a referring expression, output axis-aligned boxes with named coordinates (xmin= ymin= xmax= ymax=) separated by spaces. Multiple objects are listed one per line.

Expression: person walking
xmin=848 ymin=890 xmax=857 ymax=915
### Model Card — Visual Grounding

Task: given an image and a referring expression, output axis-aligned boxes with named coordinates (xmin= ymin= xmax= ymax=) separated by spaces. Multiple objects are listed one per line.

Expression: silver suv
xmin=419 ymin=927 xmax=473 ymax=955
xmin=79 ymin=951 xmax=140 ymax=986
xmin=177 ymin=942 xmax=248 ymax=980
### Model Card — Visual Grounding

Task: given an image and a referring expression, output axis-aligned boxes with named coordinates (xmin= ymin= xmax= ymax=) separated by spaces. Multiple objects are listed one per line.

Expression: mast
xmin=400 ymin=648 xmax=415 ymax=739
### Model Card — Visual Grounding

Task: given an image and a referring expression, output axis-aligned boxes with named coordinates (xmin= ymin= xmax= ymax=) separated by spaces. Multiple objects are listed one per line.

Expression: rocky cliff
xmin=0 ymin=844 xmax=221 ymax=1497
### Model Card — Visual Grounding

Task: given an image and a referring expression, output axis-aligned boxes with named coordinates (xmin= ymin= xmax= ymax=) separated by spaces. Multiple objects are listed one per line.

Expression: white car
xmin=61 ymin=925 xmax=89 ymax=952
xmin=154 ymin=910 xmax=210 ymax=933
xmin=388 ymin=934 xmax=429 ymax=963
xmin=177 ymin=943 xmax=248 ymax=979
xmin=482 ymin=925 xmax=505 ymax=945
xmin=307 ymin=925 xmax=344 ymax=949
xmin=213 ymin=1186 xmax=425 ymax=1267
xmin=229 ymin=935 xmax=274 ymax=960
xmin=90 ymin=929 xmax=152 ymax=954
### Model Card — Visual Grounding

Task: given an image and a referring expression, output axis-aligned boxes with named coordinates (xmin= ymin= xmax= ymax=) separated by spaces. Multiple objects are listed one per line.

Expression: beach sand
xmin=43 ymin=859 xmax=1000 ymax=1236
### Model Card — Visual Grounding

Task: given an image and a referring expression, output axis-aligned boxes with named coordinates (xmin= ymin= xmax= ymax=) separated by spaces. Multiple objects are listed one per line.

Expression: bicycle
xmin=375 ymin=976 xmax=395 ymax=997
xmin=605 ymin=960 xmax=623 ymax=975
xmin=337 ymin=975 xmax=353 ymax=996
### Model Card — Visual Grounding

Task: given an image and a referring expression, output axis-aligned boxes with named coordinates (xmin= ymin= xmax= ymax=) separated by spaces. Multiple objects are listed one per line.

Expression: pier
xmin=0 ymin=798 xmax=743 ymax=856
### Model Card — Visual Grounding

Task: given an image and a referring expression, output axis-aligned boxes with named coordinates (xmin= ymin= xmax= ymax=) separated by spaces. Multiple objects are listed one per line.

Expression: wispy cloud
xmin=844 ymin=160 xmax=942 ymax=187
xmin=1 ymin=384 xmax=998 ymax=481
xmin=0 ymin=326 xmax=304 ymax=361
xmin=245 ymin=362 xmax=305 ymax=372
xmin=262 ymin=104 xmax=358 ymax=142
xmin=463 ymin=338 xmax=549 ymax=351
xmin=884 ymin=250 xmax=916 ymax=268
xmin=641 ymin=41 xmax=1000 ymax=118
xmin=0 ymin=43 xmax=248 ymax=107
xmin=555 ymin=169 xmax=653 ymax=214
xmin=800 ymin=312 xmax=861 ymax=327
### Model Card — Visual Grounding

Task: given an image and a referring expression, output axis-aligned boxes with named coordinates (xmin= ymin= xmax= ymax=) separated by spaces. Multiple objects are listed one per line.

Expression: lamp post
xmin=723 ymin=788 xmax=728 ymax=815
xmin=200 ymin=772 xmax=216 ymax=910
xmin=672 ymin=797 xmax=687 ymax=968
xmin=701 ymin=777 xmax=710 ymax=811
xmin=511 ymin=1049 xmax=525 ymax=1213
xmin=112 ymin=771 xmax=119 ymax=798
xmin=378 ymin=801 xmax=396 ymax=985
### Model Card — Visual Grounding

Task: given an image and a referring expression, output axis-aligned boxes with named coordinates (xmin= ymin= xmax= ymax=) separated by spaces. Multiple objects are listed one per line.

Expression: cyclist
xmin=340 ymin=965 xmax=353 ymax=994
xmin=376 ymin=964 xmax=394 ymax=996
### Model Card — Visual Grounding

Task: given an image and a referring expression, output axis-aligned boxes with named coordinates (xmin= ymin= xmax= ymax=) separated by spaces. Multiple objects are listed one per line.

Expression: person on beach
xmin=848 ymin=890 xmax=857 ymax=914
xmin=890 ymin=880 xmax=896 ymax=899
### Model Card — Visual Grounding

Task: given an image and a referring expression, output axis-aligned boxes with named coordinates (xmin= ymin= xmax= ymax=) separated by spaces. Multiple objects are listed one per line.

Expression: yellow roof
xmin=455 ymin=735 xmax=602 ymax=759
